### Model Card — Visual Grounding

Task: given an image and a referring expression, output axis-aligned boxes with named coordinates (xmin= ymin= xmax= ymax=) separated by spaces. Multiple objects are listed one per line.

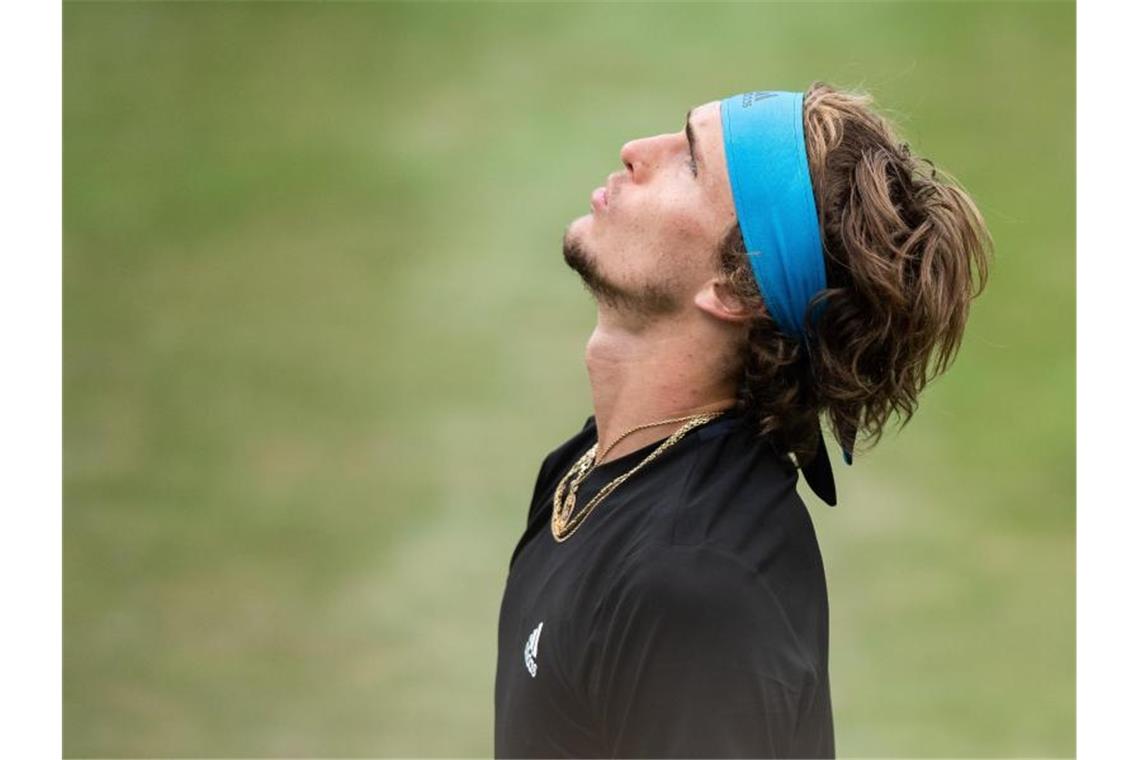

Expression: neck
xmin=585 ymin=309 xmax=742 ymax=464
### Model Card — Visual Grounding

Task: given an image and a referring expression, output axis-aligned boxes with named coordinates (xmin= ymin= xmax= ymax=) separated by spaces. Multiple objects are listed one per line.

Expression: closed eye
xmin=684 ymin=109 xmax=701 ymax=178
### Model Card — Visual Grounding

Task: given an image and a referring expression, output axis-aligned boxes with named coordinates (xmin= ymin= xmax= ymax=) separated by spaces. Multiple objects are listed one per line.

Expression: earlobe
xmin=694 ymin=281 xmax=752 ymax=324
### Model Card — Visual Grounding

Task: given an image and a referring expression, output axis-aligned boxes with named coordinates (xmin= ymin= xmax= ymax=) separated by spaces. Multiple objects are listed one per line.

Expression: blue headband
xmin=721 ymin=90 xmax=853 ymax=467
xmin=720 ymin=90 xmax=827 ymax=340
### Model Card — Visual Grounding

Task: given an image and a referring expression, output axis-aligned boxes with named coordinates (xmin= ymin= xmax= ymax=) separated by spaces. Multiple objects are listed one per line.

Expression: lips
xmin=590 ymin=186 xmax=608 ymax=212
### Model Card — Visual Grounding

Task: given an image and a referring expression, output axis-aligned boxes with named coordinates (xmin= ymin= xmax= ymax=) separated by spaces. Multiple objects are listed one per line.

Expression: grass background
xmin=64 ymin=1 xmax=1074 ymax=756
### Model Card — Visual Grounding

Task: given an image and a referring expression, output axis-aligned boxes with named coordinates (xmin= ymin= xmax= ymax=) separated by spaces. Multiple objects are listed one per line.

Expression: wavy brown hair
xmin=722 ymin=81 xmax=992 ymax=466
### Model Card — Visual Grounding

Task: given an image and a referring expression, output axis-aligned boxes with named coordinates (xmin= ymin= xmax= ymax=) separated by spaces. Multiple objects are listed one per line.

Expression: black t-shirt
xmin=494 ymin=410 xmax=835 ymax=758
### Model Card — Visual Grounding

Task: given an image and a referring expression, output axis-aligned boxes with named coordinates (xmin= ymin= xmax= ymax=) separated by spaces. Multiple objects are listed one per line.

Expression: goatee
xmin=561 ymin=232 xmax=681 ymax=318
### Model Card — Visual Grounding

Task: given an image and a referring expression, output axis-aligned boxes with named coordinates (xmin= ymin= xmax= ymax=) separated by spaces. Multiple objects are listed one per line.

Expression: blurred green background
xmin=64 ymin=1 xmax=1074 ymax=757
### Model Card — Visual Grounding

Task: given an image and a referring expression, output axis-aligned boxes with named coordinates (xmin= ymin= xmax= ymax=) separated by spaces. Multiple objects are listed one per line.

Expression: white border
xmin=2 ymin=0 xmax=1120 ymax=755
xmin=1077 ymin=0 xmax=1138 ymax=755
xmin=0 ymin=0 xmax=62 ymax=757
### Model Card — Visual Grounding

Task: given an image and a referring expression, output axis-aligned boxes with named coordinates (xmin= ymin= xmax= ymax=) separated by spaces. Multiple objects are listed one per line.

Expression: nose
xmin=619 ymin=133 xmax=672 ymax=183
xmin=619 ymin=138 xmax=643 ymax=178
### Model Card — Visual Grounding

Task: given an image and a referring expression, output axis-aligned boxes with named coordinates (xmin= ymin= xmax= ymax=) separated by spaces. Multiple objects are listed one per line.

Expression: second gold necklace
xmin=550 ymin=411 xmax=725 ymax=542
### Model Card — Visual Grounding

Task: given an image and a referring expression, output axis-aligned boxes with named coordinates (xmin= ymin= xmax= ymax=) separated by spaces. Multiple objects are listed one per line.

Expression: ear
xmin=693 ymin=279 xmax=753 ymax=324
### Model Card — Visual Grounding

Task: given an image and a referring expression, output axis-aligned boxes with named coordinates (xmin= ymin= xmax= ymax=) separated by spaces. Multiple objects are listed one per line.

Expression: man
xmin=494 ymin=83 xmax=991 ymax=758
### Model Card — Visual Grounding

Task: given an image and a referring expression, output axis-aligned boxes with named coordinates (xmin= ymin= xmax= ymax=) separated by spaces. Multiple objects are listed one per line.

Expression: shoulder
xmin=524 ymin=415 xmax=597 ymax=522
xmin=646 ymin=420 xmax=831 ymax=667
xmin=596 ymin=542 xmax=823 ymax=687
xmin=668 ymin=418 xmax=821 ymax=568
xmin=534 ymin=415 xmax=595 ymax=487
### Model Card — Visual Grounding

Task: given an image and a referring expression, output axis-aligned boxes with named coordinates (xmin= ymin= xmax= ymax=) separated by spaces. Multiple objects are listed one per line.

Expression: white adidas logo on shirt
xmin=524 ymin=621 xmax=544 ymax=677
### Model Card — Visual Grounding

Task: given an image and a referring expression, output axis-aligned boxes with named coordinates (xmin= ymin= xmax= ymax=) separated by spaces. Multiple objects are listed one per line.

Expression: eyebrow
xmin=685 ymin=108 xmax=702 ymax=171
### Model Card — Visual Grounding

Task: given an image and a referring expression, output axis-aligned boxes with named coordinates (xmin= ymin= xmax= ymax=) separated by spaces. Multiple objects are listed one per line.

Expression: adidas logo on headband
xmin=741 ymin=91 xmax=778 ymax=108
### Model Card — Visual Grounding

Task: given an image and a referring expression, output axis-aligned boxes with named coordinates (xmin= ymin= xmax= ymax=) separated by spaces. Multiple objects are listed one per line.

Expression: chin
xmin=565 ymin=212 xmax=593 ymax=239
xmin=563 ymin=216 xmax=597 ymax=254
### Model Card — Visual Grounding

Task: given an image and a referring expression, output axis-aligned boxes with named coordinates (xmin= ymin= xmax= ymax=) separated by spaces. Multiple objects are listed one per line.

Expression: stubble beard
xmin=561 ymin=231 xmax=682 ymax=319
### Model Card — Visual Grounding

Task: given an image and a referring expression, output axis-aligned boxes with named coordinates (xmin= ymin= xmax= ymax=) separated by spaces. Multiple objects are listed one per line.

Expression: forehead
xmin=689 ymin=100 xmax=724 ymax=162
xmin=688 ymin=100 xmax=736 ymax=224
xmin=690 ymin=100 xmax=721 ymax=128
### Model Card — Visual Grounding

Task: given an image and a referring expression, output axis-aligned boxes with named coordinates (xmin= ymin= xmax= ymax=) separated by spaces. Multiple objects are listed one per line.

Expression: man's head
xmin=562 ymin=100 xmax=743 ymax=328
xmin=563 ymin=82 xmax=992 ymax=464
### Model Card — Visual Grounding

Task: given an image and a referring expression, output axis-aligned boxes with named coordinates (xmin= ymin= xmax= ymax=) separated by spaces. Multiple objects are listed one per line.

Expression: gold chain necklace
xmin=550 ymin=411 xmax=726 ymax=543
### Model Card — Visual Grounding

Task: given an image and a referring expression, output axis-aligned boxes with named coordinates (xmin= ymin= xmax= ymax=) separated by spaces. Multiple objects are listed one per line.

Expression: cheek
xmin=649 ymin=199 xmax=722 ymax=260
xmin=605 ymin=187 xmax=725 ymax=269
xmin=665 ymin=209 xmax=712 ymax=242
xmin=625 ymin=190 xmax=708 ymax=239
